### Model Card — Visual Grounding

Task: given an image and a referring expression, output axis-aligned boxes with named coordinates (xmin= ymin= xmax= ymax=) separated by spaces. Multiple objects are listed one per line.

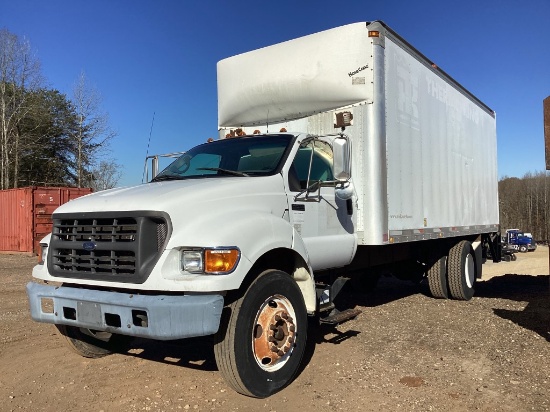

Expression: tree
xmin=71 ymin=71 xmax=116 ymax=187
xmin=498 ymin=171 xmax=550 ymax=242
xmin=0 ymin=28 xmax=43 ymax=189
xmin=83 ymin=159 xmax=122 ymax=191
xmin=0 ymin=30 xmax=118 ymax=190
xmin=17 ymin=89 xmax=78 ymax=186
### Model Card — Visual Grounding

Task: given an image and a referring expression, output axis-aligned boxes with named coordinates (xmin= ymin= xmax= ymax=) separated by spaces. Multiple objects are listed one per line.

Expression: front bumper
xmin=26 ymin=282 xmax=224 ymax=340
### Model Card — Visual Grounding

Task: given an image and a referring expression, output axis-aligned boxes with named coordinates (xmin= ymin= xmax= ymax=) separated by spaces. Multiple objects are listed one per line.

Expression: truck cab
xmin=27 ymin=131 xmax=358 ymax=397
xmin=505 ymin=229 xmax=537 ymax=253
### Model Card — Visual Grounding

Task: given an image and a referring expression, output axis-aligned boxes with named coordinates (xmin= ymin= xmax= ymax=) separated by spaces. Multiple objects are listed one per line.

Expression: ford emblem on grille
xmin=82 ymin=241 xmax=97 ymax=251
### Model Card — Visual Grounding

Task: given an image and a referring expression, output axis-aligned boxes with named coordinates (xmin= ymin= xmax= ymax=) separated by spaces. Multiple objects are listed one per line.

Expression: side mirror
xmin=335 ymin=181 xmax=354 ymax=200
xmin=333 ymin=136 xmax=351 ymax=181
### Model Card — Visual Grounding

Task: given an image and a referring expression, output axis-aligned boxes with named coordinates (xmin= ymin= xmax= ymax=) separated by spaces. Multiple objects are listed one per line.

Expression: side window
xmin=288 ymin=140 xmax=334 ymax=191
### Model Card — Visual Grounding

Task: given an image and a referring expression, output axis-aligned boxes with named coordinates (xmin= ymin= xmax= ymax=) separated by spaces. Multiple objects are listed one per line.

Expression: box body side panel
xmin=384 ymin=37 xmax=498 ymax=233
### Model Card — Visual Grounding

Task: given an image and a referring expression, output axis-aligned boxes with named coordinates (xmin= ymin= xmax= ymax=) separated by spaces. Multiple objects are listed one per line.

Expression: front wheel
xmin=214 ymin=270 xmax=307 ymax=398
xmin=56 ymin=325 xmax=133 ymax=358
xmin=519 ymin=245 xmax=528 ymax=253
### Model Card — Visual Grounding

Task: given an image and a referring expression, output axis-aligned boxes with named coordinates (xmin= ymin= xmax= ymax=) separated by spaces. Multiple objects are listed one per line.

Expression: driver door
xmin=286 ymin=137 xmax=356 ymax=270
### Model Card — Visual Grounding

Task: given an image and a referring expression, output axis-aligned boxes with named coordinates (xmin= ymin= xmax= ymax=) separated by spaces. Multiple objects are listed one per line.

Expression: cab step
xmin=319 ymin=308 xmax=362 ymax=325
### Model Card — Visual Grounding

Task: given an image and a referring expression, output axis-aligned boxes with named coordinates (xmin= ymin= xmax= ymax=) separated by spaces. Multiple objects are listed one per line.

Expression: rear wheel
xmin=447 ymin=241 xmax=476 ymax=301
xmin=427 ymin=256 xmax=449 ymax=299
xmin=214 ymin=270 xmax=307 ymax=398
xmin=56 ymin=325 xmax=133 ymax=358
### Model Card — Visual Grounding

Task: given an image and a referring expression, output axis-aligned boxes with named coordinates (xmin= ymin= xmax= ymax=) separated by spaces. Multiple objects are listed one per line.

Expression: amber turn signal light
xmin=205 ymin=249 xmax=240 ymax=274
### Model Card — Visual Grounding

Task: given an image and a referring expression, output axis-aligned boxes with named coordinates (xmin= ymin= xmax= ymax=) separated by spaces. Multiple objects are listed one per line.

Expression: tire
xmin=56 ymin=324 xmax=133 ymax=358
xmin=519 ymin=245 xmax=528 ymax=253
xmin=427 ymin=256 xmax=449 ymax=299
xmin=214 ymin=270 xmax=307 ymax=398
xmin=511 ymin=254 xmax=517 ymax=261
xmin=447 ymin=240 xmax=476 ymax=301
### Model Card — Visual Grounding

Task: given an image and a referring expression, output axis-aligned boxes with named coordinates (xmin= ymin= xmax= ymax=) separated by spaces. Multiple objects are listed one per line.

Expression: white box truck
xmin=26 ymin=21 xmax=501 ymax=398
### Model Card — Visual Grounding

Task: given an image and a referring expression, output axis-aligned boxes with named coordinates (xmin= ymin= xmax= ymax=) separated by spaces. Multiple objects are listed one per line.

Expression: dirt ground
xmin=1 ymin=247 xmax=549 ymax=412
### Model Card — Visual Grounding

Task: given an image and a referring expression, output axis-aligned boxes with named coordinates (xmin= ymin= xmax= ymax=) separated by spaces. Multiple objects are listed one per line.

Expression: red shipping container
xmin=0 ymin=186 xmax=92 ymax=254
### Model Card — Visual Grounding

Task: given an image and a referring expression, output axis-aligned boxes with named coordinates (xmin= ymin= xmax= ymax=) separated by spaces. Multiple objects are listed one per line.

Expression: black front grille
xmin=156 ymin=221 xmax=168 ymax=251
xmin=53 ymin=249 xmax=137 ymax=275
xmin=48 ymin=212 xmax=171 ymax=284
xmin=55 ymin=217 xmax=138 ymax=243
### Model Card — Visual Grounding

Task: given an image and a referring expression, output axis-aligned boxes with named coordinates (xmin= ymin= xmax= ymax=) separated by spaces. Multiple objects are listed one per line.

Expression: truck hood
xmin=54 ymin=175 xmax=286 ymax=215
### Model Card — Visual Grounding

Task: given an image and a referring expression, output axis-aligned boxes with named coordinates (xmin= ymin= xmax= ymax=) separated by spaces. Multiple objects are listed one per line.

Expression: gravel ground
xmin=0 ymin=247 xmax=548 ymax=411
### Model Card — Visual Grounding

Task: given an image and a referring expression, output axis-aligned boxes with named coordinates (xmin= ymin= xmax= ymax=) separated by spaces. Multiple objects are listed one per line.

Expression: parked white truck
xmin=26 ymin=21 xmax=501 ymax=398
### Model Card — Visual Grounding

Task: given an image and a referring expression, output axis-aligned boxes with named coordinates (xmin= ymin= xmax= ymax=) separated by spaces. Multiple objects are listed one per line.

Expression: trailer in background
xmin=0 ymin=187 xmax=92 ymax=255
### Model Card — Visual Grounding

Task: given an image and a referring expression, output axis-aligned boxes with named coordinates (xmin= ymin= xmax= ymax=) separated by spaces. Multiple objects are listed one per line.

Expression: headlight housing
xmin=182 ymin=250 xmax=203 ymax=273
xmin=38 ymin=242 xmax=48 ymax=265
xmin=181 ymin=247 xmax=240 ymax=275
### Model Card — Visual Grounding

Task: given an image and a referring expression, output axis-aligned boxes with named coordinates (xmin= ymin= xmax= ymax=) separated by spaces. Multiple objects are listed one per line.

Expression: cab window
xmin=288 ymin=139 xmax=334 ymax=191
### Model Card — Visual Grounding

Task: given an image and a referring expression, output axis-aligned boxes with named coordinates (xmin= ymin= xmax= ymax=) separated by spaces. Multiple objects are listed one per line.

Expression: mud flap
xmin=472 ymin=240 xmax=483 ymax=279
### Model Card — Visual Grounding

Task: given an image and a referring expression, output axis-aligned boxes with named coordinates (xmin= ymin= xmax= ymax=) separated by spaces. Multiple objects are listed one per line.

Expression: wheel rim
xmin=252 ymin=294 xmax=297 ymax=372
xmin=464 ymin=253 xmax=475 ymax=288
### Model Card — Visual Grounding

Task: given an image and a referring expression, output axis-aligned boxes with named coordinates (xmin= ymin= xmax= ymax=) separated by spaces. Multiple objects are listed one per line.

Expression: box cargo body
xmin=218 ymin=21 xmax=499 ymax=245
xmin=0 ymin=187 xmax=92 ymax=254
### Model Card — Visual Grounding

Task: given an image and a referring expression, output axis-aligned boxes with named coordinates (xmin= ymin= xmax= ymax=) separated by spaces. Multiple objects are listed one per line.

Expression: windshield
xmin=153 ymin=134 xmax=293 ymax=181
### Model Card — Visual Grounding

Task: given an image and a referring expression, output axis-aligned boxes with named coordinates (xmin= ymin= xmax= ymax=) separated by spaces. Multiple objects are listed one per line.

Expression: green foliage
xmin=17 ymin=89 xmax=78 ymax=185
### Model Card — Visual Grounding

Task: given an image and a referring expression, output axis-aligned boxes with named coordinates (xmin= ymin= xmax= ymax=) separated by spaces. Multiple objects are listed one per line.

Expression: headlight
xmin=181 ymin=248 xmax=240 ymax=275
xmin=182 ymin=250 xmax=203 ymax=273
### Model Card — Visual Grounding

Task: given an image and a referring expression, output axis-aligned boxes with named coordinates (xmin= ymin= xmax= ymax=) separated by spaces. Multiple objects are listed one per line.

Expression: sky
xmin=1 ymin=0 xmax=549 ymax=186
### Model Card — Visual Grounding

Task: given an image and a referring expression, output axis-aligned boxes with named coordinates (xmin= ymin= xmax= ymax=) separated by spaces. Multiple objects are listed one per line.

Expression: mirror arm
xmin=293 ymin=180 xmax=322 ymax=201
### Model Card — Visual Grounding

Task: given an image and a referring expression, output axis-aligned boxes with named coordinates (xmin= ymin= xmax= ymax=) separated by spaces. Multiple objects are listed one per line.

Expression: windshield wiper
xmin=151 ymin=174 xmax=186 ymax=182
xmin=196 ymin=167 xmax=249 ymax=177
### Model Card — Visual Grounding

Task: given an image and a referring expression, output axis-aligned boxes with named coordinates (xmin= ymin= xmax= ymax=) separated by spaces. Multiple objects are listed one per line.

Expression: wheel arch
xmin=232 ymin=247 xmax=316 ymax=313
